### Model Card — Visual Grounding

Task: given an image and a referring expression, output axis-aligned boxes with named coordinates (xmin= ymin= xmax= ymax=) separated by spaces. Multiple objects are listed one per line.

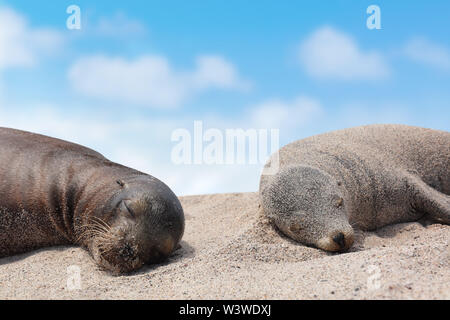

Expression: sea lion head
xmin=261 ymin=165 xmax=354 ymax=252
xmin=84 ymin=176 xmax=185 ymax=274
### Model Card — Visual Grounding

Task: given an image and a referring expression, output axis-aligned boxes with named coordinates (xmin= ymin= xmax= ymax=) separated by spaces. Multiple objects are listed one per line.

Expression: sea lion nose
xmin=332 ymin=232 xmax=346 ymax=249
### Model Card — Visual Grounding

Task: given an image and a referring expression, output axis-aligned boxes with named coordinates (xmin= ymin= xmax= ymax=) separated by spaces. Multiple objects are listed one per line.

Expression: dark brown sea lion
xmin=0 ymin=127 xmax=185 ymax=274
xmin=260 ymin=124 xmax=450 ymax=252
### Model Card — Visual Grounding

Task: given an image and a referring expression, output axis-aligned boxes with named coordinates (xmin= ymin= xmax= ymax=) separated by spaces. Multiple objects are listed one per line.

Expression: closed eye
xmin=121 ymin=200 xmax=136 ymax=218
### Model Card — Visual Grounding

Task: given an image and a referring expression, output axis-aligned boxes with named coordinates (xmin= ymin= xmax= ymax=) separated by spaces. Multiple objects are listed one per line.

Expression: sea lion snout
xmin=317 ymin=228 xmax=354 ymax=252
xmin=141 ymin=236 xmax=177 ymax=264
xmin=332 ymin=231 xmax=354 ymax=251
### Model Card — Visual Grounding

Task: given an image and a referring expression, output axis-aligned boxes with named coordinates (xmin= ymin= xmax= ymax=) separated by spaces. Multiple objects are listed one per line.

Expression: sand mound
xmin=0 ymin=192 xmax=448 ymax=299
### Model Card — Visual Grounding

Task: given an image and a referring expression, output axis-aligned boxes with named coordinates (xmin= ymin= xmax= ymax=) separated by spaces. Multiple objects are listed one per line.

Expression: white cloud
xmin=250 ymin=96 xmax=323 ymax=129
xmin=68 ymin=54 xmax=249 ymax=108
xmin=192 ymin=56 xmax=250 ymax=90
xmin=299 ymin=26 xmax=390 ymax=80
xmin=0 ymin=104 xmax=115 ymax=145
xmin=403 ymin=37 xmax=450 ymax=71
xmin=0 ymin=7 xmax=63 ymax=69
xmin=90 ymin=12 xmax=147 ymax=37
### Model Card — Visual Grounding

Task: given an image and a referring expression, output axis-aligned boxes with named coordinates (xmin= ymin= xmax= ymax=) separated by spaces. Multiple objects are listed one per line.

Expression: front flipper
xmin=407 ymin=173 xmax=450 ymax=224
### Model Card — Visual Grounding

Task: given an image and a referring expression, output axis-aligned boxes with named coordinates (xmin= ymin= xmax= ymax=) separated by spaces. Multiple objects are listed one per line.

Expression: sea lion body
xmin=0 ymin=127 xmax=185 ymax=274
xmin=260 ymin=124 xmax=450 ymax=251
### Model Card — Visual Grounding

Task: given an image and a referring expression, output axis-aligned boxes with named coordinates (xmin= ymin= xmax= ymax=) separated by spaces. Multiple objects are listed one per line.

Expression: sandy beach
xmin=0 ymin=192 xmax=448 ymax=300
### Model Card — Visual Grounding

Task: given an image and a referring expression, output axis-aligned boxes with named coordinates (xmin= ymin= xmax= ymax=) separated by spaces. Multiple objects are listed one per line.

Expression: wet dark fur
xmin=0 ymin=127 xmax=184 ymax=274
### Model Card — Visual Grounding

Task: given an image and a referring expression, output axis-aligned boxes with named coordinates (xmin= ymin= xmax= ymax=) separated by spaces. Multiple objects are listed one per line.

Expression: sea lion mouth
xmin=94 ymin=246 xmax=144 ymax=275
xmin=83 ymin=222 xmax=175 ymax=274
xmin=76 ymin=216 xmax=141 ymax=274
xmin=93 ymin=240 xmax=173 ymax=274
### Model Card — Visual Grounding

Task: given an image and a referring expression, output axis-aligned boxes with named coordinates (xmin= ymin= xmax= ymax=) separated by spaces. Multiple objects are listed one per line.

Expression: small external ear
xmin=335 ymin=197 xmax=344 ymax=208
xmin=289 ymin=223 xmax=302 ymax=233
xmin=288 ymin=212 xmax=306 ymax=233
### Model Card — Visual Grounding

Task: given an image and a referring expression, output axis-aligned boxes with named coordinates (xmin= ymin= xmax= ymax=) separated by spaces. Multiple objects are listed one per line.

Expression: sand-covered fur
xmin=260 ymin=124 xmax=450 ymax=251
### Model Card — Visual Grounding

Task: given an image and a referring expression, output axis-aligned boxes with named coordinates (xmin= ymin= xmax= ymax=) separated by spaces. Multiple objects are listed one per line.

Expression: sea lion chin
xmin=0 ymin=127 xmax=185 ymax=275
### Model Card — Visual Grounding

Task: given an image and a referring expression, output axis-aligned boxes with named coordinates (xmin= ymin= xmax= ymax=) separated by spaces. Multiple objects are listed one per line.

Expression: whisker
xmin=75 ymin=216 xmax=114 ymax=245
xmin=89 ymin=216 xmax=111 ymax=231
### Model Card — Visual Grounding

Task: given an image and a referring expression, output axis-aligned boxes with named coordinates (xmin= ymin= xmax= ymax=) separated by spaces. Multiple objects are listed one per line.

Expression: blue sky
xmin=0 ymin=1 xmax=449 ymax=195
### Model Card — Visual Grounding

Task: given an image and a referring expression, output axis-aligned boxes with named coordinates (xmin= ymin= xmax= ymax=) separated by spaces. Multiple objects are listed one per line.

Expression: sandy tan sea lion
xmin=0 ymin=127 xmax=185 ymax=274
xmin=260 ymin=124 xmax=450 ymax=251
